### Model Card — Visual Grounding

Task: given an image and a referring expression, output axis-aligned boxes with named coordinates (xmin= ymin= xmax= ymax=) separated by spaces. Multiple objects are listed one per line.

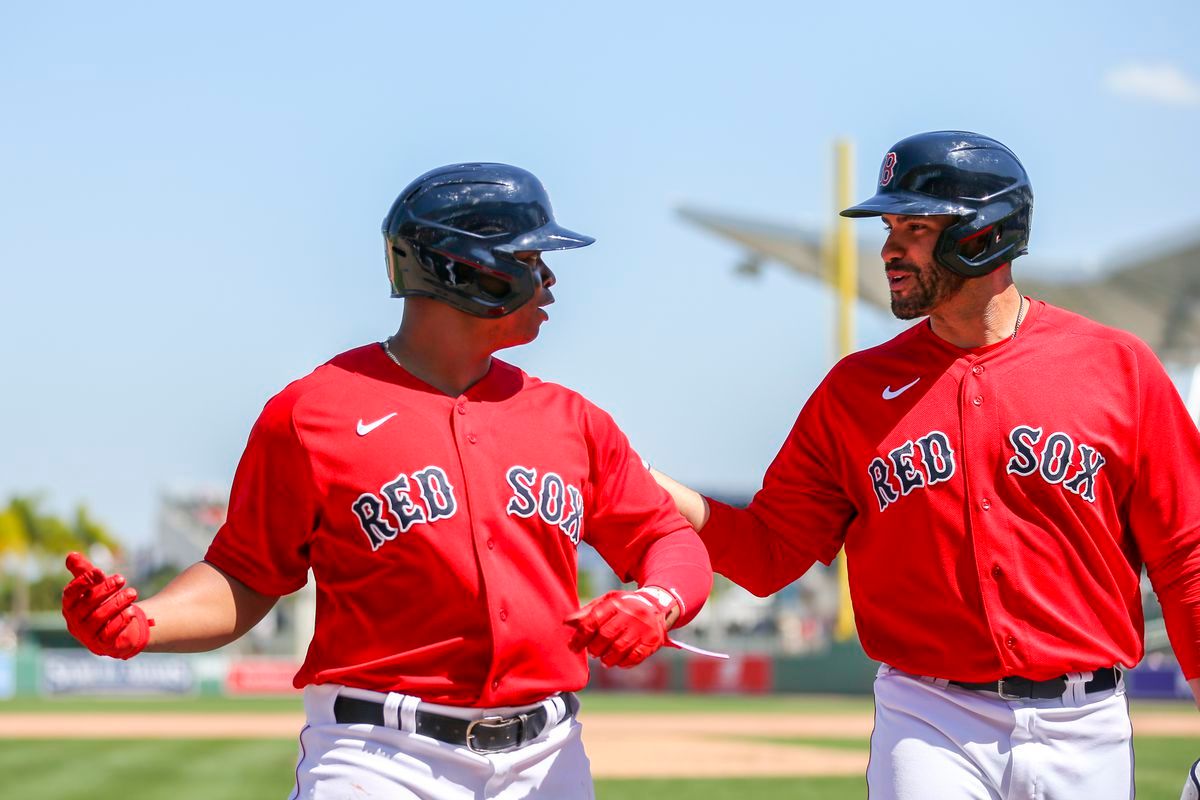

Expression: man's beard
xmin=889 ymin=260 xmax=967 ymax=320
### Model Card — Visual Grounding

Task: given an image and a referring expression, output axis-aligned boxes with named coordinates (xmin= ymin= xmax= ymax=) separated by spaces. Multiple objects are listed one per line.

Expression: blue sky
xmin=4 ymin=1 xmax=1199 ymax=546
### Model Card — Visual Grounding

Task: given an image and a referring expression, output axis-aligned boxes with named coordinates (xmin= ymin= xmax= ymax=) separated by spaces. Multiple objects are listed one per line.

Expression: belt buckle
xmin=465 ymin=715 xmax=515 ymax=754
xmin=996 ymin=678 xmax=1024 ymax=701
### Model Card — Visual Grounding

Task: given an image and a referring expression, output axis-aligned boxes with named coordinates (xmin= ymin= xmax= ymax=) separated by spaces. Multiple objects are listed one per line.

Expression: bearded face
xmin=887 ymin=258 xmax=967 ymax=320
xmin=881 ymin=215 xmax=967 ymax=319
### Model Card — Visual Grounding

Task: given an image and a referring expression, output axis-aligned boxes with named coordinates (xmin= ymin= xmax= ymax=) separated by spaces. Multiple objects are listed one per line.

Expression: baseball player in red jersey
xmin=653 ymin=131 xmax=1200 ymax=799
xmin=59 ymin=163 xmax=713 ymax=799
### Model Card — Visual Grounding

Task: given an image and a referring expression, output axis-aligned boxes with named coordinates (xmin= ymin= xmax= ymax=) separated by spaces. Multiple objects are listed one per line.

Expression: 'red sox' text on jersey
xmin=702 ymin=300 xmax=1200 ymax=683
xmin=205 ymin=344 xmax=692 ymax=707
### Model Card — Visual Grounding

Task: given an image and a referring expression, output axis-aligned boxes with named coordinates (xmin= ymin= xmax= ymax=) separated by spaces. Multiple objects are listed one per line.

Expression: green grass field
xmin=0 ymin=693 xmax=1193 ymax=798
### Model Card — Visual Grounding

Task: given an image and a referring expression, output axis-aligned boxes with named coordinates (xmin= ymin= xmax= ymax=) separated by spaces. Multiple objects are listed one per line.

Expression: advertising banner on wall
xmin=1125 ymin=657 xmax=1192 ymax=700
xmin=588 ymin=656 xmax=672 ymax=691
xmin=226 ymin=659 xmax=302 ymax=694
xmin=0 ymin=651 xmax=14 ymax=699
xmin=687 ymin=653 xmax=773 ymax=694
xmin=41 ymin=650 xmax=195 ymax=695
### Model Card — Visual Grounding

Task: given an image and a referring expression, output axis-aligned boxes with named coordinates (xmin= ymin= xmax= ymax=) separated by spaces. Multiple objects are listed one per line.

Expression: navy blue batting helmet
xmin=841 ymin=131 xmax=1033 ymax=278
xmin=383 ymin=163 xmax=594 ymax=317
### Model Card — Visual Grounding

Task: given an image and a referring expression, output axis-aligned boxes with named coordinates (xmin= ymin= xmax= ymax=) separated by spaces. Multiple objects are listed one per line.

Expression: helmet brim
xmin=840 ymin=190 xmax=972 ymax=219
xmin=499 ymin=222 xmax=595 ymax=253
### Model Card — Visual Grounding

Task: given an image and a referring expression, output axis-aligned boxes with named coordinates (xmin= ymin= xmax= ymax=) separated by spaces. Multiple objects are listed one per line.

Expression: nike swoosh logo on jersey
xmin=356 ymin=413 xmax=398 ymax=436
xmin=882 ymin=378 xmax=920 ymax=400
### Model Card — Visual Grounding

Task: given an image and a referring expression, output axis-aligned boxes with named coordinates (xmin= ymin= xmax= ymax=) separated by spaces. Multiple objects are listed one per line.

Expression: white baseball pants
xmin=868 ymin=665 xmax=1133 ymax=800
xmin=289 ymin=684 xmax=594 ymax=800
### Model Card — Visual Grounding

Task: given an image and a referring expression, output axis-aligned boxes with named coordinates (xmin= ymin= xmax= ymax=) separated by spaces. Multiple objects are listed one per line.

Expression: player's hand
xmin=1181 ymin=757 xmax=1200 ymax=800
xmin=564 ymin=590 xmax=669 ymax=668
xmin=61 ymin=552 xmax=153 ymax=660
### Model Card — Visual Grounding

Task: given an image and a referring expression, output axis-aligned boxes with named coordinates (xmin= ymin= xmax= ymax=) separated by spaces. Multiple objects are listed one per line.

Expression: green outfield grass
xmin=0 ymin=735 xmax=1190 ymax=799
xmin=0 ymin=693 xmax=1193 ymax=798
xmin=0 ymin=738 xmax=863 ymax=800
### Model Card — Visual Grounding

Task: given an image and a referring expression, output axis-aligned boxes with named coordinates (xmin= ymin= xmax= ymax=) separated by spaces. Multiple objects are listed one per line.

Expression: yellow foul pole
xmin=833 ymin=139 xmax=858 ymax=642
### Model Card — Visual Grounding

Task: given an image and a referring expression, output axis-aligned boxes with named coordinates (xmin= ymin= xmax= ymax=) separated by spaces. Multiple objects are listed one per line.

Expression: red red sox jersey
xmin=702 ymin=300 xmax=1200 ymax=682
xmin=205 ymin=344 xmax=694 ymax=706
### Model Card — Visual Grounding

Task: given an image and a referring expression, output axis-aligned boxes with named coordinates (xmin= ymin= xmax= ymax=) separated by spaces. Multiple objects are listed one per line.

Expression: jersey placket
xmin=449 ymin=395 xmax=510 ymax=701
xmin=958 ymin=351 xmax=1023 ymax=674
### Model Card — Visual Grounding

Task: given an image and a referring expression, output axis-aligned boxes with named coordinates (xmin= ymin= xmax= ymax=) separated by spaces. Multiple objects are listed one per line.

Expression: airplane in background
xmin=679 ymin=205 xmax=1200 ymax=424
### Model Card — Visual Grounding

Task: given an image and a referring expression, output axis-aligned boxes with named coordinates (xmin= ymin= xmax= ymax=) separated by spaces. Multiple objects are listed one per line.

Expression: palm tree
xmin=0 ymin=495 xmax=122 ymax=626
xmin=71 ymin=505 xmax=122 ymax=553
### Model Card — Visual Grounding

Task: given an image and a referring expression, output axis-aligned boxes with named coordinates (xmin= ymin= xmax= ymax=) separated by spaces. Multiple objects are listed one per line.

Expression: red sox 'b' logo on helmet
xmin=880 ymin=152 xmax=898 ymax=187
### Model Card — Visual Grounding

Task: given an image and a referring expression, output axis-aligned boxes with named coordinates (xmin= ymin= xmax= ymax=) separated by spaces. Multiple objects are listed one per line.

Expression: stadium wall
xmin=2 ymin=643 xmax=1191 ymax=700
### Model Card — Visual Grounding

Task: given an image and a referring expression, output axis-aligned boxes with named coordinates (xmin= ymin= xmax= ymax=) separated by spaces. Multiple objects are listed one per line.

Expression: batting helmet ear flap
xmin=934 ymin=196 xmax=1032 ymax=278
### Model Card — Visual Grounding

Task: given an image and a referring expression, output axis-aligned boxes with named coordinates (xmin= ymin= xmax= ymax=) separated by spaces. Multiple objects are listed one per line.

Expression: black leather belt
xmin=332 ymin=694 xmax=572 ymax=754
xmin=949 ymin=667 xmax=1119 ymax=700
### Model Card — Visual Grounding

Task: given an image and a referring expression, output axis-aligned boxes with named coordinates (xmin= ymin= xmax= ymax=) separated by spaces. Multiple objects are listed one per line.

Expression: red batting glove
xmin=564 ymin=590 xmax=669 ymax=668
xmin=61 ymin=552 xmax=154 ymax=660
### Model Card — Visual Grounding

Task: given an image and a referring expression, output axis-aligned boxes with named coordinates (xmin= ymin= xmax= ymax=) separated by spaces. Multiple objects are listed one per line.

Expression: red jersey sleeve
xmin=204 ymin=390 xmax=318 ymax=597
xmin=701 ymin=375 xmax=857 ymax=597
xmin=579 ymin=403 xmax=701 ymax=588
xmin=632 ymin=529 xmax=712 ymax=627
xmin=1126 ymin=342 xmax=1200 ymax=679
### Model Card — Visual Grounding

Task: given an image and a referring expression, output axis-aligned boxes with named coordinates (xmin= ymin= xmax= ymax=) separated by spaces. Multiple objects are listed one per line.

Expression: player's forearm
xmin=137 ymin=561 xmax=278 ymax=652
xmin=649 ymin=468 xmax=710 ymax=531
xmin=1189 ymin=677 xmax=1200 ymax=711
xmin=702 ymin=497 xmax=825 ymax=597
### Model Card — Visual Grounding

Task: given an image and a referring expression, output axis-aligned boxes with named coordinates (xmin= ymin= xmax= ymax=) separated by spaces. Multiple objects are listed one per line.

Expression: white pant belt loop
xmin=398 ymin=694 xmax=420 ymax=732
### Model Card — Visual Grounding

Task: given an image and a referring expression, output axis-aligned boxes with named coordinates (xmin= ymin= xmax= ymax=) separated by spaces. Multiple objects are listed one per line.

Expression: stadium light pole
xmin=832 ymin=138 xmax=858 ymax=643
